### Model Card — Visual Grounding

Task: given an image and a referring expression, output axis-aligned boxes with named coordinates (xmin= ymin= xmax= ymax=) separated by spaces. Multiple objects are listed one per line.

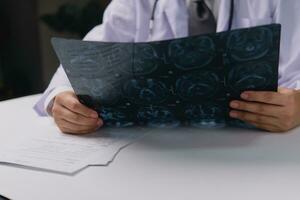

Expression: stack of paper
xmin=0 ymin=128 xmax=146 ymax=174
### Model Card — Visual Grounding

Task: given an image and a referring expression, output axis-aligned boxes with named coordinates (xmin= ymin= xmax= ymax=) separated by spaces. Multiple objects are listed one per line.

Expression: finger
xmin=57 ymin=94 xmax=98 ymax=118
xmin=230 ymin=100 xmax=282 ymax=117
xmin=56 ymin=104 xmax=102 ymax=126
xmin=61 ymin=127 xmax=98 ymax=135
xmin=240 ymin=91 xmax=288 ymax=106
xmin=53 ymin=103 xmax=103 ymax=127
xmin=278 ymin=87 xmax=294 ymax=94
xmin=230 ymin=110 xmax=278 ymax=126
xmin=58 ymin=118 xmax=100 ymax=132
xmin=55 ymin=118 xmax=101 ymax=135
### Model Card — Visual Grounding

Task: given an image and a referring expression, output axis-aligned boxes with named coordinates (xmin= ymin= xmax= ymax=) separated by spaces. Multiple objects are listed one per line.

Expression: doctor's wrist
xmin=44 ymin=86 xmax=74 ymax=116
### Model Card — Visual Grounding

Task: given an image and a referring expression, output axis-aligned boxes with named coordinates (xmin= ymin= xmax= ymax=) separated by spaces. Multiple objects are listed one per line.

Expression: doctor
xmin=34 ymin=0 xmax=300 ymax=134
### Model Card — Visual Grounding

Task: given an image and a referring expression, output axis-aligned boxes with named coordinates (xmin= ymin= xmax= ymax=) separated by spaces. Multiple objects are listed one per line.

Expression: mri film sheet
xmin=52 ymin=24 xmax=281 ymax=128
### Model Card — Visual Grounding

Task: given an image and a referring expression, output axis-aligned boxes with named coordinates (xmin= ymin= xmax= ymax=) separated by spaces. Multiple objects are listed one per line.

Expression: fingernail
xmin=97 ymin=119 xmax=103 ymax=126
xmin=230 ymin=102 xmax=239 ymax=108
xmin=230 ymin=111 xmax=238 ymax=118
xmin=91 ymin=112 xmax=98 ymax=118
xmin=241 ymin=93 xmax=249 ymax=99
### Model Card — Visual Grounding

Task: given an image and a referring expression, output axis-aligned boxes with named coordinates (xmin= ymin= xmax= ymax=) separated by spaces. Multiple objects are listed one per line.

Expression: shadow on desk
xmin=140 ymin=127 xmax=264 ymax=149
xmin=135 ymin=127 xmax=300 ymax=165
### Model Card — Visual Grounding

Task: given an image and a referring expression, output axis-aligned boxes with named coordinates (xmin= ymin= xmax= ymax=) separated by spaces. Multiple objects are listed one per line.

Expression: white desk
xmin=0 ymin=95 xmax=300 ymax=200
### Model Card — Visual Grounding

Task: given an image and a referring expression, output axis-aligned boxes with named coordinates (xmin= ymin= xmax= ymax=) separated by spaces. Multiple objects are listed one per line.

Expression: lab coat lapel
xmin=135 ymin=0 xmax=156 ymax=42
xmin=217 ymin=0 xmax=232 ymax=32
xmin=163 ymin=0 xmax=189 ymax=38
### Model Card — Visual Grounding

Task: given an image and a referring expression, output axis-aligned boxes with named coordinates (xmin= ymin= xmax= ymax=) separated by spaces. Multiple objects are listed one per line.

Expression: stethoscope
xmin=149 ymin=0 xmax=234 ymax=36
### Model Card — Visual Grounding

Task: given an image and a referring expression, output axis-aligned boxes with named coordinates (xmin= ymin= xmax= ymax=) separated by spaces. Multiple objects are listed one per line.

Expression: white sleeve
xmin=34 ymin=0 xmax=138 ymax=116
xmin=274 ymin=0 xmax=300 ymax=90
xmin=42 ymin=86 xmax=74 ymax=116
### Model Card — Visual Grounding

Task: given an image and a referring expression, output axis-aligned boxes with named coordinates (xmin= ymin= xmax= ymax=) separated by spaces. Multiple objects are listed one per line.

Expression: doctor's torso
xmin=83 ymin=0 xmax=299 ymax=89
xmin=119 ymin=0 xmax=298 ymax=89
xmin=34 ymin=0 xmax=300 ymax=117
xmin=145 ymin=0 xmax=277 ymax=41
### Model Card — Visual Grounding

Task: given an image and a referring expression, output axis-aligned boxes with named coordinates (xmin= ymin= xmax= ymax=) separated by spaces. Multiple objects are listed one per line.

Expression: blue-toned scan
xmin=69 ymin=55 xmax=99 ymax=76
xmin=52 ymin=24 xmax=281 ymax=128
xmin=227 ymin=62 xmax=274 ymax=97
xmin=79 ymin=78 xmax=121 ymax=105
xmin=226 ymin=27 xmax=273 ymax=62
xmin=100 ymin=107 xmax=135 ymax=128
xmin=176 ymin=71 xmax=221 ymax=101
xmin=185 ymin=104 xmax=226 ymax=128
xmin=137 ymin=106 xmax=181 ymax=128
xmin=133 ymin=44 xmax=159 ymax=75
xmin=123 ymin=78 xmax=169 ymax=105
xmin=169 ymin=36 xmax=215 ymax=70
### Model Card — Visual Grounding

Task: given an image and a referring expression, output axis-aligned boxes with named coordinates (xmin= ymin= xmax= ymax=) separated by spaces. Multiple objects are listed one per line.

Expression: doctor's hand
xmin=229 ymin=88 xmax=300 ymax=133
xmin=51 ymin=91 xmax=103 ymax=135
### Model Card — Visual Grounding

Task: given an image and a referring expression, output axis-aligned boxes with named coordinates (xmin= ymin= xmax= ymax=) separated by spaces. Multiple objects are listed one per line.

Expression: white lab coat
xmin=34 ymin=0 xmax=300 ymax=116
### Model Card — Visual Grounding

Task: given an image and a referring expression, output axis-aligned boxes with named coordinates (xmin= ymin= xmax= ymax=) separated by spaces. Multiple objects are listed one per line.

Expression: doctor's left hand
xmin=229 ymin=88 xmax=300 ymax=133
xmin=52 ymin=91 xmax=104 ymax=135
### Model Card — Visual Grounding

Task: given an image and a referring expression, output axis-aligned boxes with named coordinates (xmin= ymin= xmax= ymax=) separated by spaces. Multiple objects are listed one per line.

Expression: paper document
xmin=0 ymin=128 xmax=147 ymax=174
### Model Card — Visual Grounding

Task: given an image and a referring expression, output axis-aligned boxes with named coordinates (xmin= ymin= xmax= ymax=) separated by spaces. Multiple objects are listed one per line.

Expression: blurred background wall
xmin=0 ymin=0 xmax=110 ymax=100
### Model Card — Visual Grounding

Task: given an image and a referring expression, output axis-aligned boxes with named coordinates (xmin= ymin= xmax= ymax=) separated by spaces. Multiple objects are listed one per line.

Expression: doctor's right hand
xmin=51 ymin=91 xmax=103 ymax=135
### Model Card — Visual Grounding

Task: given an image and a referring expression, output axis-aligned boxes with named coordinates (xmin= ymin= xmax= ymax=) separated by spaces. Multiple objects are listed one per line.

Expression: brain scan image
xmin=168 ymin=36 xmax=215 ymax=70
xmin=100 ymin=107 xmax=134 ymax=128
xmin=75 ymin=77 xmax=90 ymax=92
xmin=69 ymin=55 xmax=101 ymax=78
xmin=176 ymin=71 xmax=221 ymax=101
xmin=123 ymin=79 xmax=169 ymax=105
xmin=78 ymin=78 xmax=121 ymax=105
xmin=227 ymin=27 xmax=273 ymax=61
xmin=90 ymin=79 xmax=121 ymax=105
xmin=227 ymin=62 xmax=275 ymax=97
xmin=137 ymin=106 xmax=181 ymax=128
xmin=185 ymin=104 xmax=226 ymax=128
xmin=53 ymin=24 xmax=280 ymax=129
xmin=133 ymin=44 xmax=159 ymax=75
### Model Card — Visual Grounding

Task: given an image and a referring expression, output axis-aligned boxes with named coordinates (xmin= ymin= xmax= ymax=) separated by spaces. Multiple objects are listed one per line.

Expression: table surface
xmin=0 ymin=95 xmax=300 ymax=200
